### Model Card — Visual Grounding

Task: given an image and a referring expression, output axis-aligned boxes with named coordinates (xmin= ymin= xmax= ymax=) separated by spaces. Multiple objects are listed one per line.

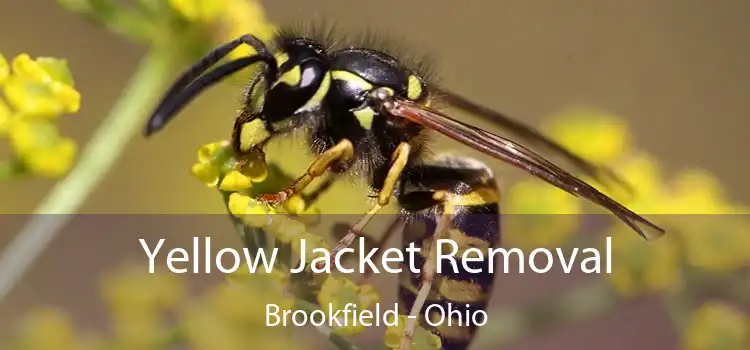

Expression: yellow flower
xmin=191 ymin=162 xmax=221 ymax=186
xmin=7 ymin=118 xmax=78 ymax=177
xmin=504 ymin=179 xmax=581 ymax=249
xmin=543 ymin=107 xmax=631 ymax=164
xmin=291 ymin=232 xmax=331 ymax=266
xmin=679 ymin=215 xmax=750 ymax=272
xmin=219 ymin=170 xmax=253 ymax=191
xmin=190 ymin=141 xmax=267 ymax=189
xmin=0 ymin=98 xmax=11 ymax=135
xmin=266 ymin=216 xmax=308 ymax=244
xmin=217 ymin=0 xmax=277 ymax=60
xmin=604 ymin=227 xmax=681 ymax=297
xmin=0 ymin=54 xmax=8 ymax=84
xmin=283 ymin=194 xmax=307 ymax=215
xmin=3 ymin=54 xmax=80 ymax=118
xmin=227 ymin=192 xmax=276 ymax=227
xmin=183 ymin=274 xmax=302 ymax=350
xmin=24 ymin=137 xmax=77 ymax=178
xmin=384 ymin=316 xmax=442 ymax=350
xmin=101 ymin=264 xmax=184 ymax=348
xmin=665 ymin=169 xmax=731 ymax=214
xmin=169 ymin=0 xmax=225 ymax=22
xmin=101 ymin=264 xmax=184 ymax=317
xmin=317 ymin=276 xmax=380 ymax=335
xmin=197 ymin=141 xmax=228 ymax=163
xmin=600 ymin=153 xmax=669 ymax=212
xmin=16 ymin=308 xmax=78 ymax=350
xmin=683 ymin=301 xmax=748 ymax=350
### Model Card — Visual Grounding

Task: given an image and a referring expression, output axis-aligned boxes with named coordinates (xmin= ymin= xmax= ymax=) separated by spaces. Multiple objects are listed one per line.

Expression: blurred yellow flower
xmin=679 ymin=215 xmax=750 ymax=272
xmin=101 ymin=263 xmax=184 ymax=317
xmin=291 ymin=232 xmax=331 ymax=264
xmin=683 ymin=301 xmax=748 ymax=350
xmin=0 ymin=99 xmax=11 ymax=135
xmin=384 ymin=316 xmax=442 ymax=350
xmin=7 ymin=118 xmax=78 ymax=177
xmin=267 ymin=215 xmax=308 ymax=244
xmin=101 ymin=264 xmax=185 ymax=348
xmin=4 ymin=54 xmax=80 ymax=118
xmin=604 ymin=227 xmax=681 ymax=297
xmin=1 ymin=52 xmax=80 ymax=179
xmin=217 ymin=0 xmax=277 ymax=60
xmin=599 ymin=153 xmax=668 ymax=212
xmin=227 ymin=192 xmax=276 ymax=227
xmin=504 ymin=179 xmax=581 ymax=249
xmin=183 ymin=274 xmax=303 ymax=350
xmin=169 ymin=0 xmax=225 ymax=23
xmin=167 ymin=0 xmax=277 ymax=62
xmin=666 ymin=169 xmax=732 ymax=214
xmin=16 ymin=308 xmax=78 ymax=350
xmin=0 ymin=54 xmax=8 ymax=84
xmin=317 ymin=276 xmax=380 ymax=335
xmin=543 ymin=107 xmax=631 ymax=164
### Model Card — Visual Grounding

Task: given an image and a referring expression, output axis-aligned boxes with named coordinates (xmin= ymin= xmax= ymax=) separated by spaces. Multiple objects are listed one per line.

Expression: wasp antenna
xmin=144 ymin=34 xmax=277 ymax=137
xmin=145 ymin=56 xmax=271 ymax=136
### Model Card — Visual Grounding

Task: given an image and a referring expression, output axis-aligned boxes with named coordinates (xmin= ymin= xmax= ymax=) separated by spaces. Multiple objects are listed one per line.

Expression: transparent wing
xmin=384 ymin=98 xmax=665 ymax=239
xmin=434 ymin=87 xmax=633 ymax=195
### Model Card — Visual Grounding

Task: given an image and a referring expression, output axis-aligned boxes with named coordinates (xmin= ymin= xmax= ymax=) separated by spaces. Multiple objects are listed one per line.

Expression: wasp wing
xmin=384 ymin=98 xmax=665 ymax=240
xmin=434 ymin=88 xmax=633 ymax=196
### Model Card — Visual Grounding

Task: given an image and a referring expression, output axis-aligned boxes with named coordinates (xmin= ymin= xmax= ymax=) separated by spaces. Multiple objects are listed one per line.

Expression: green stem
xmin=0 ymin=49 xmax=174 ymax=302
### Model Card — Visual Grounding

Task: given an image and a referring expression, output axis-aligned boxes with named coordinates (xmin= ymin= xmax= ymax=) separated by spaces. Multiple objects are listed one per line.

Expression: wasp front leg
xmin=256 ymin=139 xmax=355 ymax=205
xmin=324 ymin=142 xmax=412 ymax=263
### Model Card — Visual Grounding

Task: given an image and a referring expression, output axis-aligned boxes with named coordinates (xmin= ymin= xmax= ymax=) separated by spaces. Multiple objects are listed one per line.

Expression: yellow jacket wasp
xmin=143 ymin=24 xmax=665 ymax=350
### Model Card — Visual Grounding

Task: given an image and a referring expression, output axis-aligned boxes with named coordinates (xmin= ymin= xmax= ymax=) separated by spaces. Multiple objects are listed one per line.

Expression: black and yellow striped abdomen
xmin=396 ymin=156 xmax=501 ymax=350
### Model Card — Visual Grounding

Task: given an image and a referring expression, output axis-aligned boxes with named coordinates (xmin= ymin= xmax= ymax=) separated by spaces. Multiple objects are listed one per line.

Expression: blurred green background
xmin=0 ymin=0 xmax=748 ymax=349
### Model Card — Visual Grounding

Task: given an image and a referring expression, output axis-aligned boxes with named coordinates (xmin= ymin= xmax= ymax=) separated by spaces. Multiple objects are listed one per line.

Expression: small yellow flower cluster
xmin=0 ymin=53 xmax=80 ymax=178
xmin=184 ymin=268 xmax=303 ymax=350
xmin=1 ymin=262 xmax=310 ymax=350
xmin=683 ymin=301 xmax=748 ymax=350
xmin=101 ymin=263 xmax=184 ymax=348
xmin=317 ymin=275 xmax=381 ymax=335
xmin=190 ymin=140 xmax=440 ymax=345
xmin=505 ymin=179 xmax=582 ymax=249
xmin=604 ymin=226 xmax=681 ymax=297
xmin=190 ymin=141 xmax=268 ymax=191
xmin=4 ymin=308 xmax=101 ymax=350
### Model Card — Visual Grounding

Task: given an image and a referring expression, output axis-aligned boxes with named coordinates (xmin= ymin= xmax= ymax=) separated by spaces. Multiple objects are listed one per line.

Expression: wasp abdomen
xmin=397 ymin=156 xmax=501 ymax=350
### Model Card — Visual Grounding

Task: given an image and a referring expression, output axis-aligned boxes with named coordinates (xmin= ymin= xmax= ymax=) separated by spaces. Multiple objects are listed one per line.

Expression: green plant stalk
xmin=0 ymin=49 xmax=175 ymax=302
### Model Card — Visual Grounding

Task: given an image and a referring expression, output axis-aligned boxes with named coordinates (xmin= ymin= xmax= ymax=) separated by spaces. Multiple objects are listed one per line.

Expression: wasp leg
xmin=302 ymin=173 xmax=340 ymax=208
xmin=257 ymin=139 xmax=354 ymax=205
xmin=325 ymin=142 xmax=412 ymax=263
xmin=357 ymin=216 xmax=404 ymax=284
xmin=400 ymin=201 xmax=454 ymax=350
